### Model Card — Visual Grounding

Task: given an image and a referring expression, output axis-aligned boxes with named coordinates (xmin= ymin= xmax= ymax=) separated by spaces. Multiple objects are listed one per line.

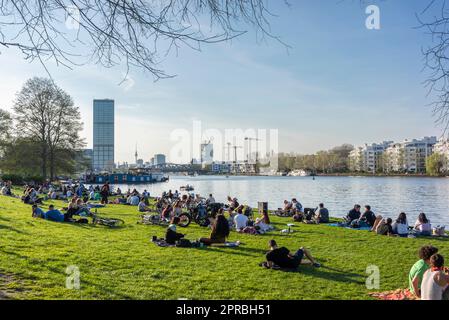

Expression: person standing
xmin=100 ymin=182 xmax=110 ymax=204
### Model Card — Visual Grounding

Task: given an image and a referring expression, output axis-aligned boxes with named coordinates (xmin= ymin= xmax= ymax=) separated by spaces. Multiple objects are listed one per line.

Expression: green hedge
xmin=1 ymin=174 xmax=45 ymax=185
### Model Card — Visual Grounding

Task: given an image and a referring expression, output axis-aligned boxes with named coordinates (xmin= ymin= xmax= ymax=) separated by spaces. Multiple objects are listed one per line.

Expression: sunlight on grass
xmin=0 ymin=194 xmax=448 ymax=300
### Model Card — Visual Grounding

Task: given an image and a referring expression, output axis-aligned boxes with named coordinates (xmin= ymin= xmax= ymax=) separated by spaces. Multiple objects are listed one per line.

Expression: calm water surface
xmin=110 ymin=176 xmax=449 ymax=226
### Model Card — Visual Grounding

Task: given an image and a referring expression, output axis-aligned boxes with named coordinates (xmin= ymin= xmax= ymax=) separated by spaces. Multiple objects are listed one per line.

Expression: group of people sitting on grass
xmin=343 ymin=204 xmax=442 ymax=237
xmin=408 ymin=245 xmax=449 ymax=300
xmin=0 ymin=180 xmax=13 ymax=196
xmin=277 ymin=198 xmax=330 ymax=224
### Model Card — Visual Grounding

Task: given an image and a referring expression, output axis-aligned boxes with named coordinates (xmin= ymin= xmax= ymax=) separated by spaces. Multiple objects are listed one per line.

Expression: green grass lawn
xmin=1 ymin=194 xmax=448 ymax=300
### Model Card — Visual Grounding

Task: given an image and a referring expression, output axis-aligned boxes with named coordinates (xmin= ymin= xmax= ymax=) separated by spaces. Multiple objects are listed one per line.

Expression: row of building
xmin=348 ymin=136 xmax=449 ymax=174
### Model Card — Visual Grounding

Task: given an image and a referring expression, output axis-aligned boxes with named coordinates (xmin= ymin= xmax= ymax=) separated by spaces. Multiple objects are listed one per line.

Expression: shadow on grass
xmin=299 ymin=265 xmax=366 ymax=285
xmin=0 ymin=248 xmax=135 ymax=299
xmin=263 ymin=263 xmax=366 ymax=285
xmin=0 ymin=224 xmax=28 ymax=234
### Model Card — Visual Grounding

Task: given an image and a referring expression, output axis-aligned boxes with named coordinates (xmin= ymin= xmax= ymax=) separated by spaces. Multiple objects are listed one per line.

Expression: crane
xmin=232 ymin=145 xmax=243 ymax=163
xmin=245 ymin=137 xmax=261 ymax=163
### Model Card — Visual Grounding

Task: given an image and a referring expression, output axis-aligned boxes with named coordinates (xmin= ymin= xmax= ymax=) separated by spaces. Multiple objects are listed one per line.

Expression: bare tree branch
xmin=0 ymin=0 xmax=289 ymax=80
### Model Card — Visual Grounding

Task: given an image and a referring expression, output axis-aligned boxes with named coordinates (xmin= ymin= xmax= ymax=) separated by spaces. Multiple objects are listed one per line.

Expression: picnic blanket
xmin=369 ymin=289 xmax=418 ymax=300
xmin=210 ymin=241 xmax=241 ymax=248
xmin=327 ymin=223 xmax=372 ymax=231
xmin=152 ymin=239 xmax=175 ymax=247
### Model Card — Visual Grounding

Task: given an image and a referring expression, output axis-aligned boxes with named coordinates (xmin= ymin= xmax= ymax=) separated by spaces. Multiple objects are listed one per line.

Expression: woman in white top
xmin=392 ymin=212 xmax=409 ymax=237
xmin=414 ymin=212 xmax=432 ymax=236
xmin=421 ymin=254 xmax=449 ymax=300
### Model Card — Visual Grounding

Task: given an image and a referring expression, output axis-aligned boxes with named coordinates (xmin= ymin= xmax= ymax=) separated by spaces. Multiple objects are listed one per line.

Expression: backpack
xmin=433 ymin=226 xmax=446 ymax=236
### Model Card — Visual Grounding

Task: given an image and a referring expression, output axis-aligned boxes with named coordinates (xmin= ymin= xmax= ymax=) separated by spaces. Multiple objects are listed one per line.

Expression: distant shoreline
xmin=189 ymin=173 xmax=448 ymax=178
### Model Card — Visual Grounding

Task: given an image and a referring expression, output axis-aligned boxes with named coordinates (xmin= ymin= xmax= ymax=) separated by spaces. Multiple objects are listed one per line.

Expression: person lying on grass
xmin=200 ymin=214 xmax=230 ymax=246
xmin=43 ymin=204 xmax=64 ymax=223
xmin=409 ymin=245 xmax=439 ymax=299
xmin=31 ymin=204 xmax=45 ymax=219
xmin=421 ymin=253 xmax=449 ymax=300
xmin=165 ymin=217 xmax=185 ymax=245
xmin=264 ymin=240 xmax=321 ymax=270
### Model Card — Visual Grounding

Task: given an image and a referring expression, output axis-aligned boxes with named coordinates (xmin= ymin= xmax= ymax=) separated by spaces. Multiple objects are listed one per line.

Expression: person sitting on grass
xmin=138 ymin=198 xmax=151 ymax=213
xmin=127 ymin=193 xmax=140 ymax=206
xmin=234 ymin=208 xmax=249 ymax=232
xmin=392 ymin=212 xmax=409 ymax=237
xmin=264 ymin=240 xmax=321 ymax=269
xmin=165 ymin=216 xmax=185 ymax=245
xmin=44 ymin=204 xmax=64 ymax=222
xmin=31 ymin=204 xmax=45 ymax=219
xmin=375 ymin=218 xmax=394 ymax=236
xmin=421 ymin=254 xmax=449 ymax=300
xmin=254 ymin=217 xmax=274 ymax=234
xmin=65 ymin=197 xmax=79 ymax=220
xmin=409 ymin=245 xmax=439 ymax=299
xmin=282 ymin=200 xmax=292 ymax=213
xmin=344 ymin=204 xmax=361 ymax=225
xmin=1 ymin=184 xmax=12 ymax=196
xmin=200 ymin=214 xmax=230 ymax=246
xmin=414 ymin=213 xmax=432 ymax=236
xmin=351 ymin=205 xmax=376 ymax=228
xmin=291 ymin=198 xmax=303 ymax=214
xmin=314 ymin=203 xmax=329 ymax=224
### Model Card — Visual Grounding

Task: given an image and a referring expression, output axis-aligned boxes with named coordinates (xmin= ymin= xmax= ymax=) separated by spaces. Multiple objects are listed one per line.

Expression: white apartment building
xmin=349 ymin=141 xmax=393 ymax=173
xmin=384 ymin=136 xmax=437 ymax=173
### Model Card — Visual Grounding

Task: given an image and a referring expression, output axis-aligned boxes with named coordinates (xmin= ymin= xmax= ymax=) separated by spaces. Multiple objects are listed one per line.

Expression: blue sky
xmin=0 ymin=0 xmax=444 ymax=163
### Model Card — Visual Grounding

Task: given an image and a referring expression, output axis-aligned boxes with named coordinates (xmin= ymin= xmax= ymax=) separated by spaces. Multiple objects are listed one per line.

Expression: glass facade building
xmin=93 ymin=99 xmax=115 ymax=171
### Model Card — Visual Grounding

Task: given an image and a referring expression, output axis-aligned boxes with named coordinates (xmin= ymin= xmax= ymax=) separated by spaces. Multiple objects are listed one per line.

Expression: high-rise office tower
xmin=93 ymin=99 xmax=115 ymax=171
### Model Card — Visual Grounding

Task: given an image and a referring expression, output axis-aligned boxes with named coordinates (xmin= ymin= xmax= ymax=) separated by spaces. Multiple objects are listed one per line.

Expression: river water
xmin=108 ymin=175 xmax=449 ymax=226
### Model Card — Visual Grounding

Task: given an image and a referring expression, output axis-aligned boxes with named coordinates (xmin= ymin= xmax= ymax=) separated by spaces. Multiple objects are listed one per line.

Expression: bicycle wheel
xmin=108 ymin=218 xmax=125 ymax=227
xmin=96 ymin=217 xmax=125 ymax=227
xmin=178 ymin=213 xmax=191 ymax=227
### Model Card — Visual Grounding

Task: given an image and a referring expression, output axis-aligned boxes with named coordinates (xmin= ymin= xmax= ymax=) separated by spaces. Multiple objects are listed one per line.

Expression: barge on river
xmin=83 ymin=168 xmax=169 ymax=185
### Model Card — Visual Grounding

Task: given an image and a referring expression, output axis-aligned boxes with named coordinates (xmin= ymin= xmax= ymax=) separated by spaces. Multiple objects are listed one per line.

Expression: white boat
xmin=288 ymin=170 xmax=310 ymax=177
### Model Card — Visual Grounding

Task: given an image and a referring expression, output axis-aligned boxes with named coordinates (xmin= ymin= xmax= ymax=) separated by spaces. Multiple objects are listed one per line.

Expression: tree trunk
xmin=49 ymin=149 xmax=55 ymax=180
xmin=41 ymin=143 xmax=47 ymax=179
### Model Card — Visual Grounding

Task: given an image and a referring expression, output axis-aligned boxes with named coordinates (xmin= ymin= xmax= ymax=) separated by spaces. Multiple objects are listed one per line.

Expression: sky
xmin=0 ymin=0 xmax=445 ymax=164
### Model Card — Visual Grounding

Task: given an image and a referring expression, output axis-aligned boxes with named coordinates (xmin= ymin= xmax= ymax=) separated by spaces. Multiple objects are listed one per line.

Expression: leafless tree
xmin=0 ymin=1 xmax=288 ymax=80
xmin=419 ymin=0 xmax=449 ymax=133
xmin=13 ymin=77 xmax=84 ymax=179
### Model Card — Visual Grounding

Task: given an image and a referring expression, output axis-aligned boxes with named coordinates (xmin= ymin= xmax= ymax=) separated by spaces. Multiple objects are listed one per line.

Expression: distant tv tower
xmin=135 ymin=143 xmax=138 ymax=164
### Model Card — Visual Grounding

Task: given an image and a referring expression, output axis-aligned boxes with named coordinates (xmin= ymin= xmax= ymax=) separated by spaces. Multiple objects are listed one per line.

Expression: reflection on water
xmin=109 ymin=175 xmax=449 ymax=226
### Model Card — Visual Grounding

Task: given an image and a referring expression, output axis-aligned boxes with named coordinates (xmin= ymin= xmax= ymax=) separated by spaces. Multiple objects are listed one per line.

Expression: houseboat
xmin=84 ymin=168 xmax=169 ymax=185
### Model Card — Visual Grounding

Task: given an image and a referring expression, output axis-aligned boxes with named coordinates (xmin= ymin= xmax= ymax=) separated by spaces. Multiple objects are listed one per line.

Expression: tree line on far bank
xmin=0 ymin=77 xmax=89 ymax=182
xmin=277 ymin=144 xmax=354 ymax=174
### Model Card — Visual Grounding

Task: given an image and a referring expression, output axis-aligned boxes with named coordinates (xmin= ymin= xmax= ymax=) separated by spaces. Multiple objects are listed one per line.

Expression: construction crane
xmin=232 ymin=145 xmax=243 ymax=164
xmin=226 ymin=142 xmax=232 ymax=162
xmin=245 ymin=137 xmax=261 ymax=163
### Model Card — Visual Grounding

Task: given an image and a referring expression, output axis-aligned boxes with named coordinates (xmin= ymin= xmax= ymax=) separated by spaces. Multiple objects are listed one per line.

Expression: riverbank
xmin=1 ymin=194 xmax=448 ymax=300
xmin=316 ymin=173 xmax=446 ymax=178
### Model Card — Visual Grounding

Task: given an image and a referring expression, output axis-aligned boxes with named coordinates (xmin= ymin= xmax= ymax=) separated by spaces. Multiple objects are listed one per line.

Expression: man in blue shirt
xmin=32 ymin=204 xmax=45 ymax=218
xmin=44 ymin=205 xmax=64 ymax=222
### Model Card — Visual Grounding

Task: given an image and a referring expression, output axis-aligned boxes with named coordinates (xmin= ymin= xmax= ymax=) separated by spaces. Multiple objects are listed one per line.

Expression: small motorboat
xmin=180 ymin=185 xmax=194 ymax=191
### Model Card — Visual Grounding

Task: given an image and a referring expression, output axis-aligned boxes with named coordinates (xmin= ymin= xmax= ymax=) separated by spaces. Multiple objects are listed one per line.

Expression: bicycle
xmin=91 ymin=214 xmax=125 ymax=227
xmin=88 ymin=209 xmax=125 ymax=228
xmin=139 ymin=212 xmax=191 ymax=228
